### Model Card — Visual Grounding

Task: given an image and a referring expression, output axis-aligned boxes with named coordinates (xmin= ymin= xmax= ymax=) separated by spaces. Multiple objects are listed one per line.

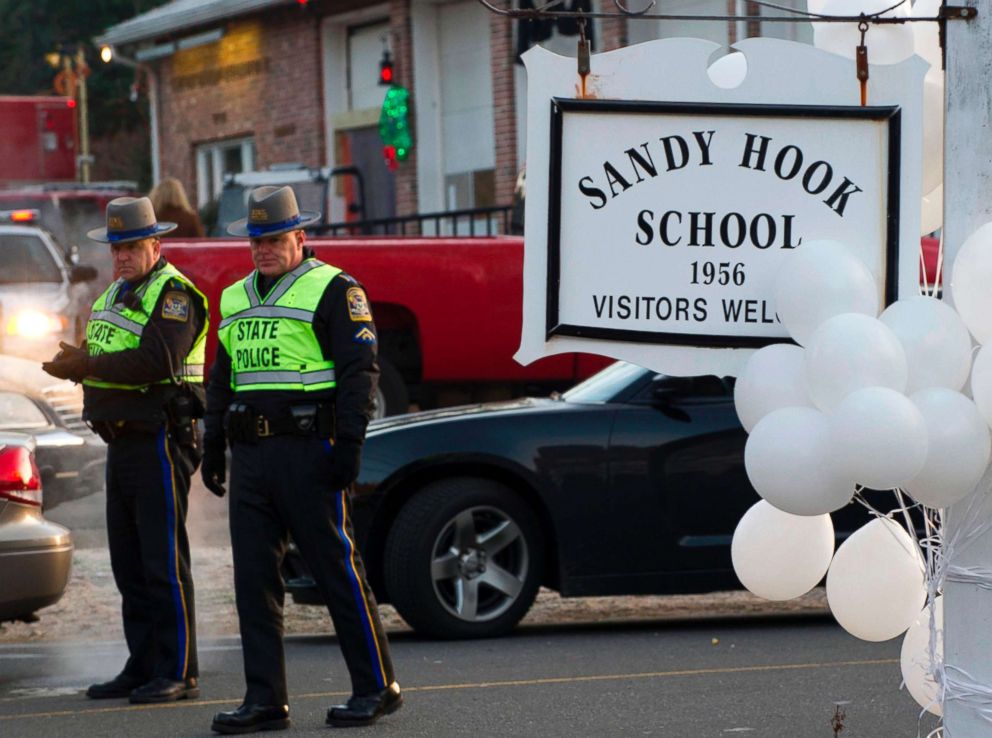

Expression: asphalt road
xmin=0 ymin=615 xmax=939 ymax=737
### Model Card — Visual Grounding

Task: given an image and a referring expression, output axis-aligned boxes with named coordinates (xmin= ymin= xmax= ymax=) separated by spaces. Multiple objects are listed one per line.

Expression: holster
xmin=166 ymin=393 xmax=197 ymax=448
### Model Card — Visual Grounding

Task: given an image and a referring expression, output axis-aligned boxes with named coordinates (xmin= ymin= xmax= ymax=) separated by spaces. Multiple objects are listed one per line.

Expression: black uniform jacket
xmin=83 ymin=257 xmax=207 ymax=424
xmin=204 ymin=252 xmax=380 ymax=448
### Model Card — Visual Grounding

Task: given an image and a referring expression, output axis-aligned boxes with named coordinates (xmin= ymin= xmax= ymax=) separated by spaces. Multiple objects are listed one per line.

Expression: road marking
xmin=0 ymin=658 xmax=897 ymax=720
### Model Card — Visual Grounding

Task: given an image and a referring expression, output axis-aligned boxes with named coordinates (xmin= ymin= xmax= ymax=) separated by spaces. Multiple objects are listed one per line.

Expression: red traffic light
xmin=379 ymin=50 xmax=394 ymax=86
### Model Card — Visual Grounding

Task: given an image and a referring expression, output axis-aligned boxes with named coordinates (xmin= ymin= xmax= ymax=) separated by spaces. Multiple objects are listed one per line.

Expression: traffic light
xmin=378 ymin=50 xmax=394 ymax=87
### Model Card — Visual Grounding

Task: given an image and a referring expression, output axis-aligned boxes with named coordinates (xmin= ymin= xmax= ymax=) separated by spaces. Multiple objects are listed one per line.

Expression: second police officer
xmin=42 ymin=196 xmax=208 ymax=703
xmin=202 ymin=186 xmax=400 ymax=734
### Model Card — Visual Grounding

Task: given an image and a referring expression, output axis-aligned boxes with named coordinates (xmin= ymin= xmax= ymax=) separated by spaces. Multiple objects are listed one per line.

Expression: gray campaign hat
xmin=226 ymin=185 xmax=321 ymax=238
xmin=87 ymin=196 xmax=177 ymax=243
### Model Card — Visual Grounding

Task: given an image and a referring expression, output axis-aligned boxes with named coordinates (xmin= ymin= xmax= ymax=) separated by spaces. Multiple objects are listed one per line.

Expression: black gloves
xmin=41 ymin=341 xmax=90 ymax=382
xmin=201 ymin=441 xmax=227 ymax=497
xmin=329 ymin=439 xmax=362 ymax=491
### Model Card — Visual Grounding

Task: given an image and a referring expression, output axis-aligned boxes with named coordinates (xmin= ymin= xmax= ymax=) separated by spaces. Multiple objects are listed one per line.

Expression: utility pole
xmin=49 ymin=44 xmax=93 ymax=183
xmin=940 ymin=0 xmax=992 ymax=734
xmin=74 ymin=46 xmax=91 ymax=184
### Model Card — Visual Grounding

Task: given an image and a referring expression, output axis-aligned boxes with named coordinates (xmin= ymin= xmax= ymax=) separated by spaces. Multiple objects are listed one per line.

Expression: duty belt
xmin=89 ymin=419 xmax=164 ymax=442
xmin=226 ymin=402 xmax=335 ymax=442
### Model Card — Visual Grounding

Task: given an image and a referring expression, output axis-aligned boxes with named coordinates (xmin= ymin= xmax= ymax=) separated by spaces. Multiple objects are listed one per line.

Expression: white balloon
xmin=829 ymin=387 xmax=928 ymax=489
xmin=708 ymin=52 xmax=746 ymax=89
xmin=879 ymin=296 xmax=973 ymax=394
xmin=950 ymin=221 xmax=992 ymax=344
xmin=827 ymin=517 xmax=926 ymax=641
xmin=813 ymin=0 xmax=914 ymax=65
xmin=905 ymin=389 xmax=991 ymax=507
xmin=900 ymin=597 xmax=943 ymax=716
xmin=732 ymin=500 xmax=835 ymax=601
xmin=805 ymin=314 xmax=908 ymax=412
xmin=734 ymin=344 xmax=811 ymax=432
xmin=745 ymin=407 xmax=855 ymax=515
xmin=969 ymin=344 xmax=992 ymax=429
xmin=774 ymin=241 xmax=880 ymax=346
xmin=921 ymin=184 xmax=942 ymax=235
xmin=911 ymin=0 xmax=943 ymax=71
xmin=922 ymin=70 xmax=944 ymax=196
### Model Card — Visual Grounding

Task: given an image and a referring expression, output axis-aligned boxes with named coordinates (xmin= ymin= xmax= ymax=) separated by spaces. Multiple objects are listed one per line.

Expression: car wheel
xmin=384 ymin=477 xmax=543 ymax=639
xmin=372 ymin=357 xmax=408 ymax=419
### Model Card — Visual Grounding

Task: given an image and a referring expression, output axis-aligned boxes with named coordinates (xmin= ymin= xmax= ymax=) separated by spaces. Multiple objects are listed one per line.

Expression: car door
xmin=605 ymin=375 xmax=755 ymax=591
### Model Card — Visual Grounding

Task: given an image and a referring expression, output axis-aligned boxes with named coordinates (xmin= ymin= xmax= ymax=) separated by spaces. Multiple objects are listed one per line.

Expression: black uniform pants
xmin=229 ymin=435 xmax=394 ymax=706
xmin=105 ymin=428 xmax=198 ymax=682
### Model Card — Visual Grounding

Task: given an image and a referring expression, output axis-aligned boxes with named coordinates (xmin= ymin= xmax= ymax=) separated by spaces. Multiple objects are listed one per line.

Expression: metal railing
xmin=313 ymin=205 xmax=517 ymax=238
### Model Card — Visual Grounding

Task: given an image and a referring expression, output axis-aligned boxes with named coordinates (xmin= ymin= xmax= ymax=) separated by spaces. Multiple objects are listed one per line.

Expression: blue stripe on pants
xmin=156 ymin=428 xmax=189 ymax=680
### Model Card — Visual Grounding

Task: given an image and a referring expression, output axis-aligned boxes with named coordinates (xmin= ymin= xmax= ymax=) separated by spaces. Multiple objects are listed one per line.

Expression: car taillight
xmin=0 ymin=446 xmax=42 ymax=506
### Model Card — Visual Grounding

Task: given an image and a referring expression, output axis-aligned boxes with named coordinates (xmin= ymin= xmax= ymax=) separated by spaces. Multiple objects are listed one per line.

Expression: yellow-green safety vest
xmin=83 ymin=263 xmax=208 ymax=391
xmin=217 ymin=258 xmax=341 ymax=393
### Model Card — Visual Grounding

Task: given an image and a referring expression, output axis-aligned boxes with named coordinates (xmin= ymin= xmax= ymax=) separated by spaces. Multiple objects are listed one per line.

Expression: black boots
xmin=211 ymin=703 xmax=291 ymax=734
xmin=326 ymin=682 xmax=403 ymax=727
xmin=129 ymin=676 xmax=200 ymax=703
xmin=85 ymin=672 xmax=146 ymax=699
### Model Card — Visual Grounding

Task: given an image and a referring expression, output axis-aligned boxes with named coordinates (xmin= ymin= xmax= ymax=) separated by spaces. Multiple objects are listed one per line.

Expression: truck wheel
xmin=372 ymin=357 xmax=408 ymax=418
xmin=384 ymin=477 xmax=543 ymax=639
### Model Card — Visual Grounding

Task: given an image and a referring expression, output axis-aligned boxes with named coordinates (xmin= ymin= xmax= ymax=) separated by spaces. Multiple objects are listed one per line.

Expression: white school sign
xmin=516 ymin=37 xmax=926 ymax=377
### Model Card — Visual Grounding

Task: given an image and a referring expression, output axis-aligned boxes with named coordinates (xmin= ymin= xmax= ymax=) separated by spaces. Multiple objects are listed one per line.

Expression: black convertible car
xmin=285 ymin=362 xmax=881 ymax=639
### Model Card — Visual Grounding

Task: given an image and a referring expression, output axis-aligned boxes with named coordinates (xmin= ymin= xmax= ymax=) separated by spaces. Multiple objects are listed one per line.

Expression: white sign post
xmin=941 ymin=0 xmax=992 ymax=733
xmin=517 ymin=37 xmax=925 ymax=377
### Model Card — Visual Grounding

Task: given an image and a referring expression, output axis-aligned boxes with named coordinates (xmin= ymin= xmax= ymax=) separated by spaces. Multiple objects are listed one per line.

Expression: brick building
xmin=97 ymin=0 xmax=810 ymax=229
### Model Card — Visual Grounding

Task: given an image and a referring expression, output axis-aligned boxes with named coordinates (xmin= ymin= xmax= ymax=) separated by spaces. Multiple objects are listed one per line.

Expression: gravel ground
xmin=0 ymin=483 xmax=830 ymax=643
xmin=0 ymin=546 xmax=830 ymax=644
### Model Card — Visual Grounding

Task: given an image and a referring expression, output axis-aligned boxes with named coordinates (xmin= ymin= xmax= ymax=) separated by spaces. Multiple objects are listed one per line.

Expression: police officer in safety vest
xmin=42 ymin=196 xmax=207 ymax=703
xmin=202 ymin=186 xmax=400 ymax=734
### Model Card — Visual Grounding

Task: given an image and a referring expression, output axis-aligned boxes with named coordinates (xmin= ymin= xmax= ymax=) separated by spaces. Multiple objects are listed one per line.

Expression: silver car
xmin=0 ymin=353 xmax=105 ymax=509
xmin=0 ymin=432 xmax=73 ymax=622
xmin=0 ymin=214 xmax=98 ymax=361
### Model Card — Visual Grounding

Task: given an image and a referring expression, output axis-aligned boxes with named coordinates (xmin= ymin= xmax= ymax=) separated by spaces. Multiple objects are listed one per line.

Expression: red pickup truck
xmin=161 ymin=232 xmax=942 ymax=417
xmin=161 ymin=236 xmax=610 ymax=416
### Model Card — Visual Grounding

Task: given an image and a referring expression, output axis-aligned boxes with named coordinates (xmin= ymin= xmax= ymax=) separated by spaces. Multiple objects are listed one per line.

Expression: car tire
xmin=372 ymin=357 xmax=408 ymax=419
xmin=384 ymin=477 xmax=543 ymax=639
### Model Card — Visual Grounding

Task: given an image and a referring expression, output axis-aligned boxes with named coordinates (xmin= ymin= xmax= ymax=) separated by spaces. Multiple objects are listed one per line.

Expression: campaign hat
xmin=87 ymin=196 xmax=177 ymax=243
xmin=226 ymin=185 xmax=321 ymax=238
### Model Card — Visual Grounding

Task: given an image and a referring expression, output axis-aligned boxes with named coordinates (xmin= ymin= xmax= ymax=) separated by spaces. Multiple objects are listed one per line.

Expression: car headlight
xmin=5 ymin=309 xmax=66 ymax=339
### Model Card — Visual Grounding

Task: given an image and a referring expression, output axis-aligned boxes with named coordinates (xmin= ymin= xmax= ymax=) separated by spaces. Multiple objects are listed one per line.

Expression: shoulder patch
xmin=161 ymin=291 xmax=190 ymax=322
xmin=346 ymin=287 xmax=372 ymax=322
xmin=353 ymin=326 xmax=377 ymax=345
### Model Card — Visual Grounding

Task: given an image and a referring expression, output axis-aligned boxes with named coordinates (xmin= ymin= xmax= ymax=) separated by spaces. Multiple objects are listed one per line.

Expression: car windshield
xmin=0 ymin=392 xmax=49 ymax=430
xmin=0 ymin=233 xmax=61 ymax=284
xmin=562 ymin=361 xmax=650 ymax=403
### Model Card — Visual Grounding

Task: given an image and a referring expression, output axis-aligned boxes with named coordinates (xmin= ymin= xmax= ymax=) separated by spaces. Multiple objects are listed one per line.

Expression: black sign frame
xmin=545 ymin=98 xmax=902 ymax=348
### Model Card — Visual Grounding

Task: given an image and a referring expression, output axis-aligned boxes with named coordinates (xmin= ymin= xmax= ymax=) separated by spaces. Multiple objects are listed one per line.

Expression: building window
xmin=348 ymin=21 xmax=390 ymax=111
xmin=195 ymin=137 xmax=256 ymax=208
xmin=439 ymin=1 xmax=495 ymax=213
xmin=626 ymin=0 xmax=812 ymax=47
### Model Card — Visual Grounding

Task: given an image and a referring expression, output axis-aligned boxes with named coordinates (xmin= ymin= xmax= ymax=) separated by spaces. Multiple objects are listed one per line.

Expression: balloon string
xmin=935 ymin=230 xmax=945 ymax=296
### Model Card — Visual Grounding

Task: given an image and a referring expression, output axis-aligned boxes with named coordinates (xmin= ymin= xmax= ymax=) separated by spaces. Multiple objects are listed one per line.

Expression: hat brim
xmin=87 ymin=222 xmax=178 ymax=244
xmin=226 ymin=211 xmax=322 ymax=238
